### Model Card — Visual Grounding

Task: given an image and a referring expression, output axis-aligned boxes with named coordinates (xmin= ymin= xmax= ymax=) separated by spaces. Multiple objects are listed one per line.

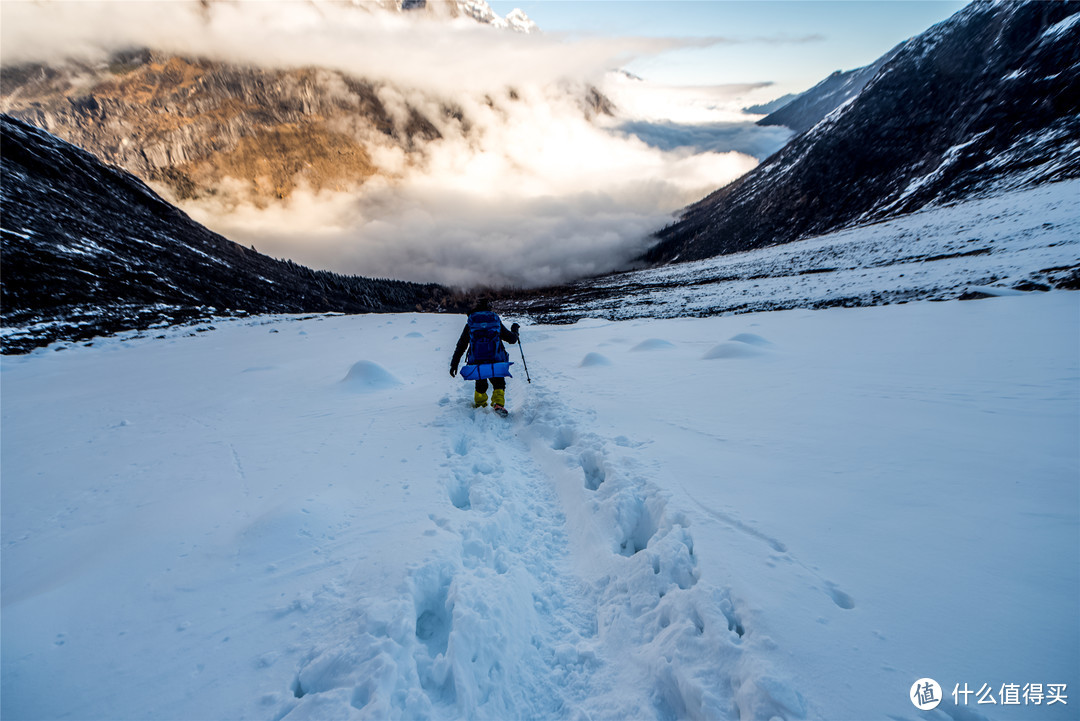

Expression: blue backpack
xmin=460 ymin=311 xmax=513 ymax=380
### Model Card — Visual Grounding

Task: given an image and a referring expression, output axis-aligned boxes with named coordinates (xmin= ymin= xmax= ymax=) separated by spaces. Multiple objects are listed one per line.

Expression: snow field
xmin=553 ymin=180 xmax=1080 ymax=322
xmin=2 ymin=291 xmax=1078 ymax=721
xmin=545 ymin=296 xmax=1079 ymax=720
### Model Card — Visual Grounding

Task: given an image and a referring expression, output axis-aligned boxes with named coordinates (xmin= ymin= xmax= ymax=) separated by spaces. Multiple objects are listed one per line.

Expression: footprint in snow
xmin=551 ymin=425 xmax=577 ymax=451
xmin=824 ymin=581 xmax=855 ymax=610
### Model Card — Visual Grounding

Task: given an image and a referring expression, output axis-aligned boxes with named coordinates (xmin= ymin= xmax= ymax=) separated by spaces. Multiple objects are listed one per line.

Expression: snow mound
xmin=704 ymin=334 xmax=776 ymax=360
xmin=340 ymin=360 xmax=402 ymax=392
xmin=630 ymin=338 xmax=675 ymax=351
xmin=728 ymin=333 xmax=773 ymax=347
xmin=579 ymin=352 xmax=613 ymax=367
xmin=704 ymin=343 xmax=764 ymax=360
xmin=405 ymin=331 xmax=424 ymax=338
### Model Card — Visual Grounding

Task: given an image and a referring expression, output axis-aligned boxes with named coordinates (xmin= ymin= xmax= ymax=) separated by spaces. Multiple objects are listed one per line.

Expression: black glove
xmin=450 ymin=366 xmax=457 ymax=378
xmin=511 ymin=322 xmax=520 ymax=336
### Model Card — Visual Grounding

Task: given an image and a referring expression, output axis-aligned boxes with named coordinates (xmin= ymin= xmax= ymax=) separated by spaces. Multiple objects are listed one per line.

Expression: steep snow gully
xmin=279 ymin=380 xmax=789 ymax=720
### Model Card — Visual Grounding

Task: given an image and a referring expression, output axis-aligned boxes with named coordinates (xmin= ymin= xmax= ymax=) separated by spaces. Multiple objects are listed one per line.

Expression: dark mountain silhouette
xmin=1 ymin=114 xmax=456 ymax=353
xmin=647 ymin=0 xmax=1080 ymax=264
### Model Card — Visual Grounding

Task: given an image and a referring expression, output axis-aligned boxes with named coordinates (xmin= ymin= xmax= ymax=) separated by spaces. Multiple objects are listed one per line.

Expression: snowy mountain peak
xmin=401 ymin=0 xmax=537 ymax=32
xmin=453 ymin=0 xmax=538 ymax=33
xmin=503 ymin=7 xmax=539 ymax=34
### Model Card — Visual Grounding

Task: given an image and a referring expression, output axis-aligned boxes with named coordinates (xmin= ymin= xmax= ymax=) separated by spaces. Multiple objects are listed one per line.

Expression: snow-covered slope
xmin=2 ymin=290 xmax=1077 ymax=720
xmin=508 ymin=179 xmax=1080 ymax=323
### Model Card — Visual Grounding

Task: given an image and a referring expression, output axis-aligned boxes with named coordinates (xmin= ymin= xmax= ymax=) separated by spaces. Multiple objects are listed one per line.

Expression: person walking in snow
xmin=450 ymin=299 xmax=520 ymax=415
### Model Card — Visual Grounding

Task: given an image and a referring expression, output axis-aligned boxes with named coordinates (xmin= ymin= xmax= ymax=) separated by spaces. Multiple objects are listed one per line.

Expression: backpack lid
xmin=468 ymin=310 xmax=501 ymax=327
xmin=466 ymin=311 xmax=506 ymax=364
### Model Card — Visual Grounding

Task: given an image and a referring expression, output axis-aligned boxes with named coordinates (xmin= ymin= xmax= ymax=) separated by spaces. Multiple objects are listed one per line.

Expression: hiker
xmin=450 ymin=299 xmax=520 ymax=415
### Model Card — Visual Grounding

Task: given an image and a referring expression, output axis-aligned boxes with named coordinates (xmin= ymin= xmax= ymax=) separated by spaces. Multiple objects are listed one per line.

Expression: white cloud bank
xmin=1 ymin=1 xmax=723 ymax=93
xmin=186 ymin=83 xmax=760 ymax=287
xmin=2 ymin=1 xmax=786 ymax=288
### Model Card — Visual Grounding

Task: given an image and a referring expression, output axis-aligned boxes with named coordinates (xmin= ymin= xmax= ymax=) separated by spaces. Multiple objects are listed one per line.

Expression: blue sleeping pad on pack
xmin=460 ymin=311 xmax=513 ymax=380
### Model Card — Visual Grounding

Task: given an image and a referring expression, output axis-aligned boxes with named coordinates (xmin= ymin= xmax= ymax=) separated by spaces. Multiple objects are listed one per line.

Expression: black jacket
xmin=451 ymin=316 xmax=518 ymax=370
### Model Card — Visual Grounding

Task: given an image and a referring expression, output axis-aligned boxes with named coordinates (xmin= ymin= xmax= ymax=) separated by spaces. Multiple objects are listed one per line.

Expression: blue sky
xmin=490 ymin=1 xmax=968 ymax=97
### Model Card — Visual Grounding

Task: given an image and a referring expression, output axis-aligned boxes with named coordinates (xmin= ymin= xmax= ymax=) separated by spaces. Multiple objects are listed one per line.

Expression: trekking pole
xmin=517 ymin=335 xmax=532 ymax=383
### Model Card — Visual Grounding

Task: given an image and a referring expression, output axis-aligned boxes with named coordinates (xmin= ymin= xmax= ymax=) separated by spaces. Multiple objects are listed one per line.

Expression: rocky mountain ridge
xmin=647 ymin=0 xmax=1080 ymax=264
xmin=2 ymin=53 xmax=438 ymax=206
xmin=0 ymin=0 xmax=550 ymax=210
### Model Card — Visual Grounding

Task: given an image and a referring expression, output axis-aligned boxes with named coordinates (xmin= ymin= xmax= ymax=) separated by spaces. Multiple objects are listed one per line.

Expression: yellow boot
xmin=474 ymin=391 xmax=488 ymax=408
xmin=492 ymin=388 xmax=506 ymax=410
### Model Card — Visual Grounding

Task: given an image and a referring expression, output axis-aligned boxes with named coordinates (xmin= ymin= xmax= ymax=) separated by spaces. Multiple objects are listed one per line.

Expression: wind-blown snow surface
xmin=2 ymin=294 xmax=1077 ymax=720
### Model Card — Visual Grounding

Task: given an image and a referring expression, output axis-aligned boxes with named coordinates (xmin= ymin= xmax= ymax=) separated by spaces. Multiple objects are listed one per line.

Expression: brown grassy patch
xmin=179 ymin=123 xmax=377 ymax=202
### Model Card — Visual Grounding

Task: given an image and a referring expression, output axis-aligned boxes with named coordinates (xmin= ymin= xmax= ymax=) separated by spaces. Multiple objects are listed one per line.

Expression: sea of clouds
xmin=2 ymin=1 xmax=796 ymax=288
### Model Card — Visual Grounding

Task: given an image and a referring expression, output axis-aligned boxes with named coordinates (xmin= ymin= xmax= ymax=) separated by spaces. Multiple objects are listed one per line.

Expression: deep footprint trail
xmin=416 ymin=401 xmax=600 ymax=718
xmin=276 ymin=379 xmax=797 ymax=720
